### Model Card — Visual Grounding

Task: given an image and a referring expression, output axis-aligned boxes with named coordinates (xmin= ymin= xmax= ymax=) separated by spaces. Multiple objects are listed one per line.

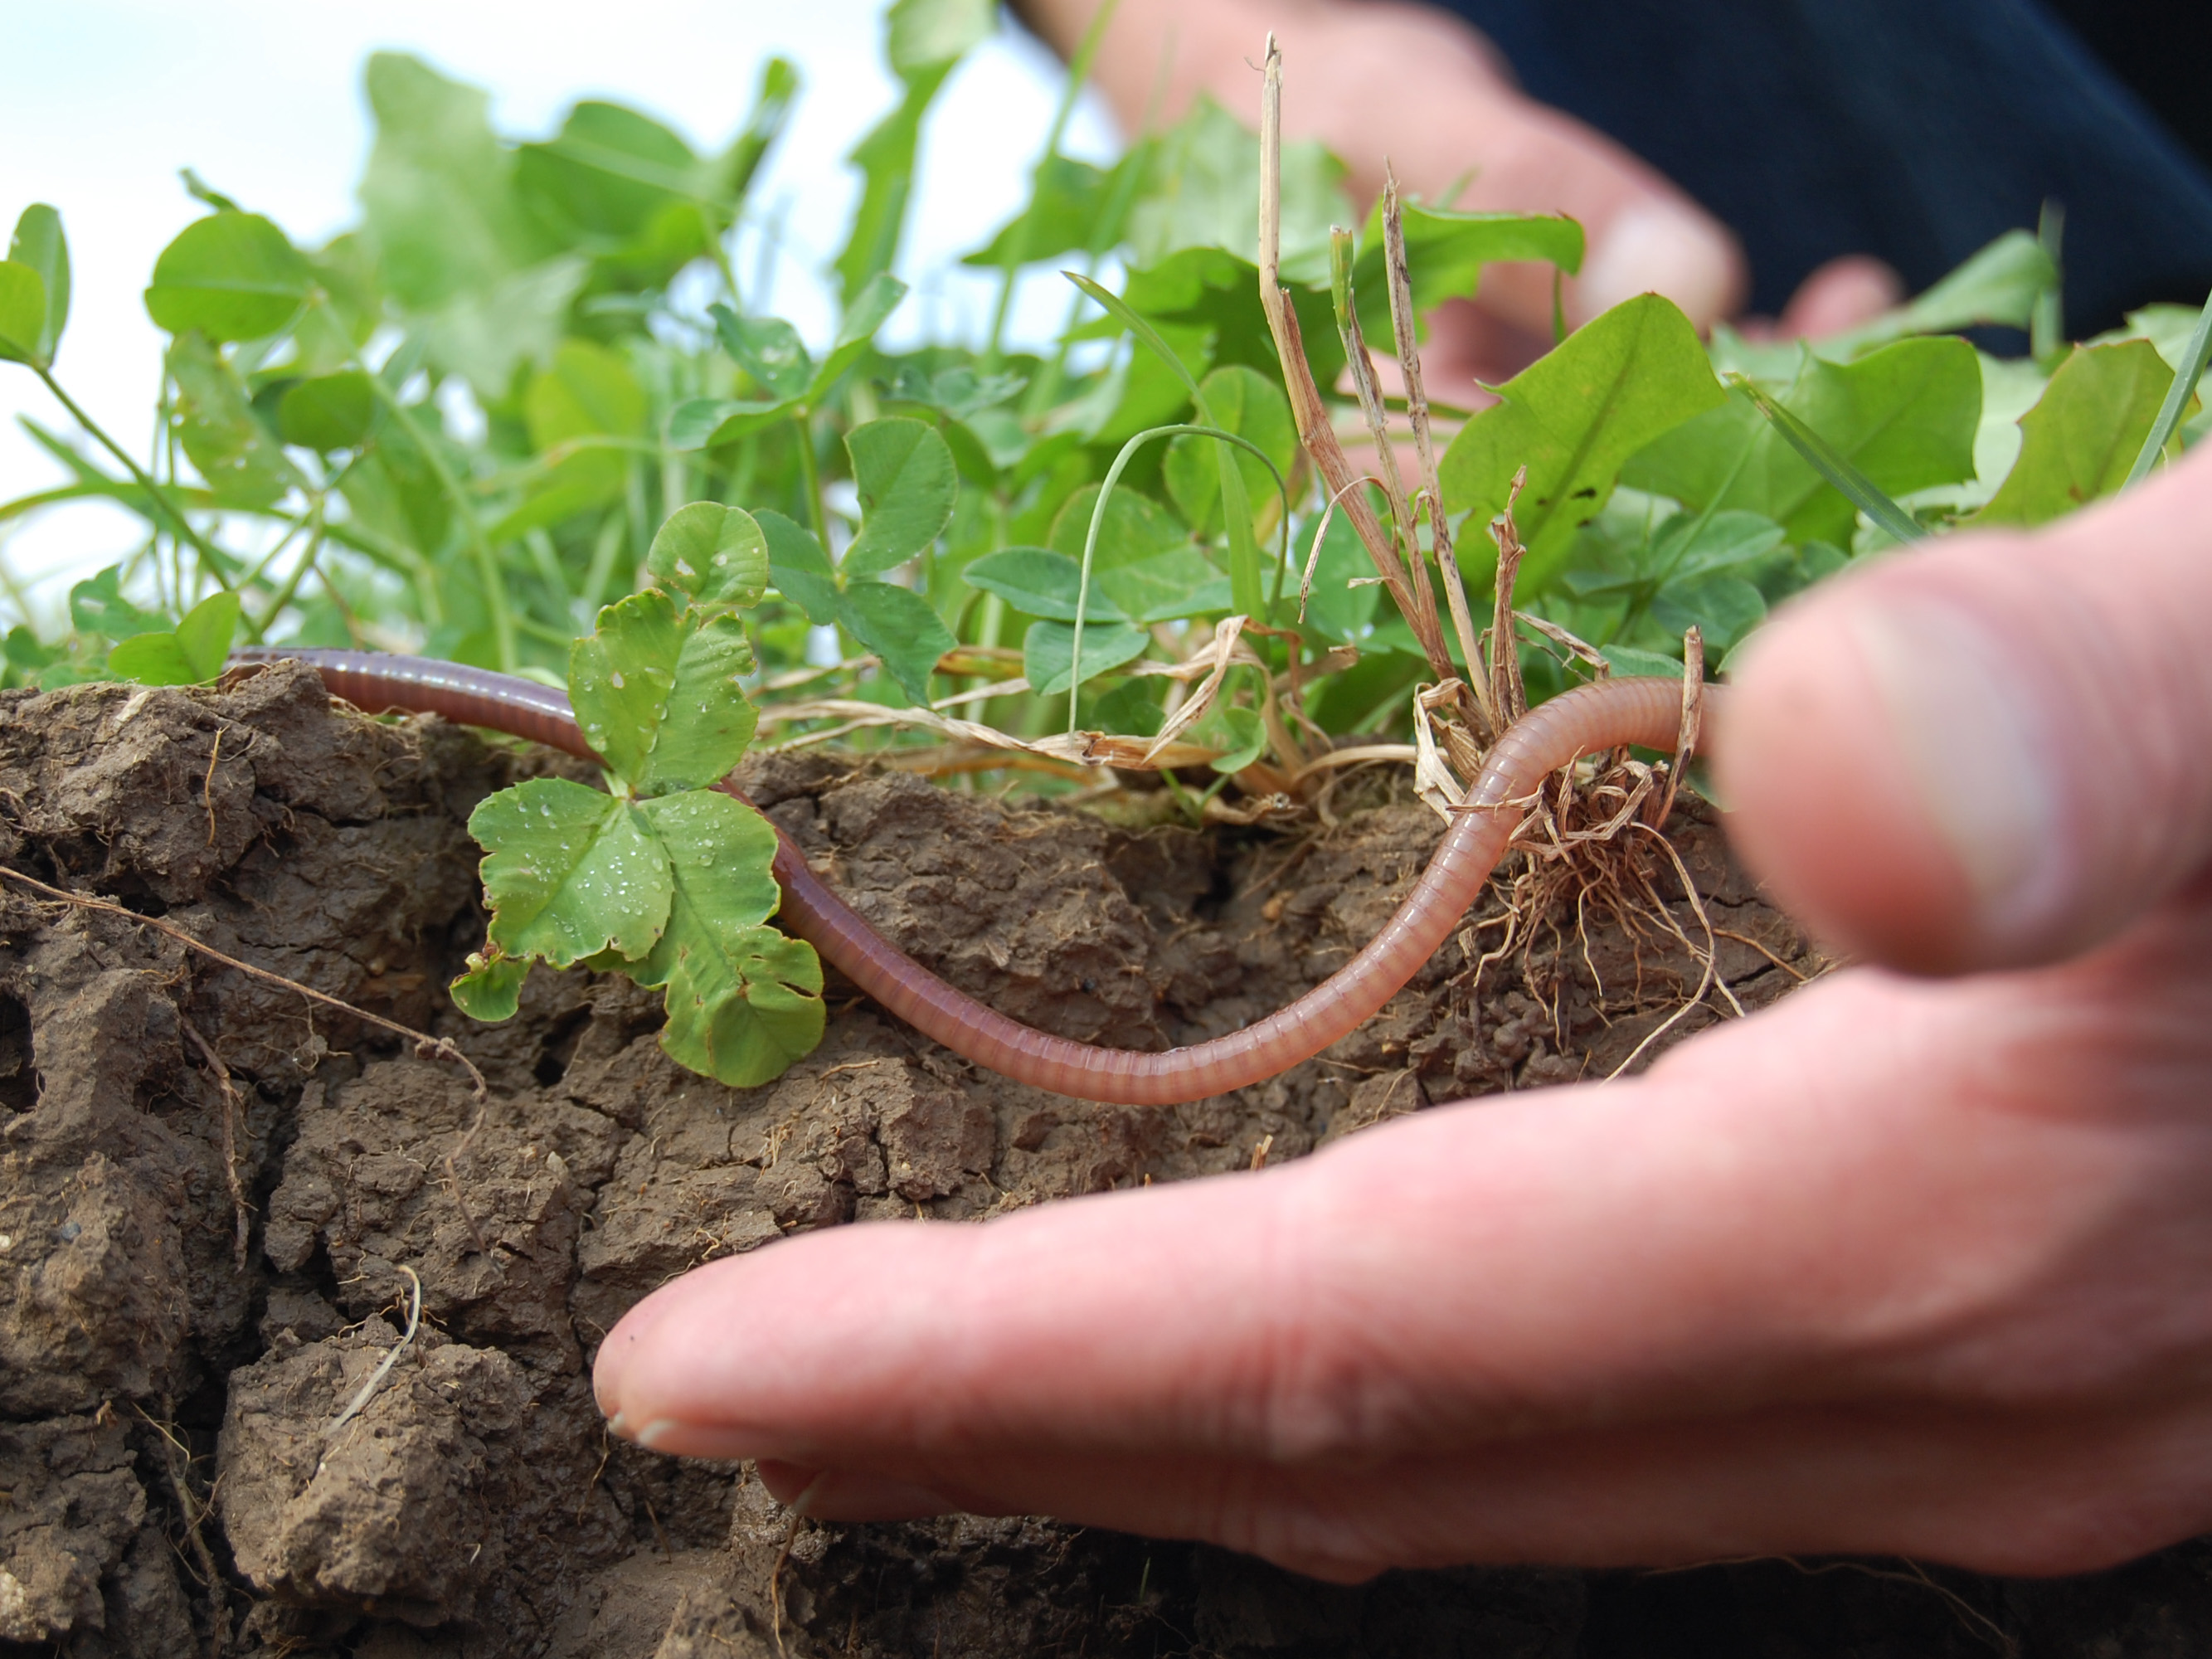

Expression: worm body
xmin=231 ymin=648 xmax=1714 ymax=1105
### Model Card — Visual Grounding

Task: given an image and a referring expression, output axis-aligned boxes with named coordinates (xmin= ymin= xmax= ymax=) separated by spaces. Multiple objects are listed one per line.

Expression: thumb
xmin=1715 ymin=446 xmax=2212 ymax=975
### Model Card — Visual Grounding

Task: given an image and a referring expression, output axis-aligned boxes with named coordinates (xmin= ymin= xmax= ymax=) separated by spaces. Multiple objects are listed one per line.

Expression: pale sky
xmin=0 ymin=0 xmax=1116 ymax=625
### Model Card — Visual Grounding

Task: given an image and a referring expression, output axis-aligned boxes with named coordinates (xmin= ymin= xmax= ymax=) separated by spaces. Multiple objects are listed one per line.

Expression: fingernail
xmin=1849 ymin=600 xmax=2069 ymax=951
xmin=634 ymin=1418 xmax=767 ymax=1461
xmin=1575 ymin=202 xmax=1740 ymax=327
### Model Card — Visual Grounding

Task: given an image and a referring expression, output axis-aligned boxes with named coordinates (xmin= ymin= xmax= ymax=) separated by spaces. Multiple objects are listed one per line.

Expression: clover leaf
xmin=455 ymin=514 xmax=825 ymax=1091
xmin=469 ymin=779 xmax=674 ymax=967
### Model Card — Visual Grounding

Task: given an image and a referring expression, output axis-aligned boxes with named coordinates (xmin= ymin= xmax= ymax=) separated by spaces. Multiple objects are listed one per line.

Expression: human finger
xmin=1737 ymin=255 xmax=1907 ymax=343
xmin=1036 ymin=0 xmax=1746 ymax=335
xmin=1775 ymin=255 xmax=1905 ymax=338
xmin=1716 ymin=444 xmax=2212 ymax=973
xmin=594 ymin=901 xmax=2212 ymax=1569
xmin=748 ymin=1390 xmax=2212 ymax=1582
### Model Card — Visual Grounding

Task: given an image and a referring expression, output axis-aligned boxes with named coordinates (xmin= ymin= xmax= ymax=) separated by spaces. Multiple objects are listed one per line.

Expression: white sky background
xmin=0 ymin=0 xmax=1119 ymax=628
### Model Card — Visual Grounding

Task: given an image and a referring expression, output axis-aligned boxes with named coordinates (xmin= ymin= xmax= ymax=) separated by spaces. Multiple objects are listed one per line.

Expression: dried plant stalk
xmin=1330 ymin=228 xmax=1420 ymax=579
xmin=1257 ymin=36 xmax=1456 ymax=682
xmin=1383 ymin=163 xmax=1490 ymax=740
xmin=1485 ymin=468 xmax=1534 ymax=729
xmin=1650 ymin=625 xmax=1704 ymax=832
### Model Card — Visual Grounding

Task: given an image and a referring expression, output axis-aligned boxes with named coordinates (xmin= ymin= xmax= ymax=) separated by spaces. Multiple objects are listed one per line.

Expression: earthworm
xmin=229 ymin=648 xmax=1715 ymax=1106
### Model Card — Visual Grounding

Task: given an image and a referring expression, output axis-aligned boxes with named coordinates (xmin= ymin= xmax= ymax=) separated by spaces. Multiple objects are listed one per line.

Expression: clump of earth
xmin=0 ymin=663 xmax=2202 ymax=1657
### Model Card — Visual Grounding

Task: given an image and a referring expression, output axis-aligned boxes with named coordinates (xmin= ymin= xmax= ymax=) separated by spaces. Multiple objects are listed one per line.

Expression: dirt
xmin=0 ymin=662 xmax=2205 ymax=1657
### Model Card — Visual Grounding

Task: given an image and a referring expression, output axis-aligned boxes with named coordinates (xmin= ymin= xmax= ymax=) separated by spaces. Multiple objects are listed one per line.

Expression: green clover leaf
xmin=469 ymin=778 xmax=673 ymax=968
xmin=647 ymin=501 xmax=771 ymax=608
xmin=633 ymin=791 xmax=825 ymax=1087
xmin=569 ymin=589 xmax=760 ymax=795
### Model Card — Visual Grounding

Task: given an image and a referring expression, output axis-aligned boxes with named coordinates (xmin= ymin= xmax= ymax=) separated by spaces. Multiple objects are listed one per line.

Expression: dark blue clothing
xmin=1431 ymin=0 xmax=2212 ymax=333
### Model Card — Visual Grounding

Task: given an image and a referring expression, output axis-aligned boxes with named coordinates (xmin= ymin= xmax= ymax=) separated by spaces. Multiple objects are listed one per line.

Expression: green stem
xmin=2031 ymin=198 xmax=2065 ymax=367
xmin=318 ymin=558 xmax=367 ymax=647
xmin=625 ymin=458 xmax=651 ymax=595
xmin=238 ymin=505 xmax=313 ymax=592
xmin=250 ymin=497 xmax=328 ymax=638
xmin=1607 ymin=435 xmax=1757 ymax=646
xmin=0 ymin=542 xmax=36 ymax=629
xmin=2123 ymin=282 xmax=2212 ymax=489
xmin=706 ymin=216 xmax=743 ymax=311
xmin=1067 ymin=421 xmax=1291 ymax=730
xmin=33 ymin=367 xmax=236 ymax=591
xmin=153 ymin=365 xmax=176 ymax=613
xmin=662 ymin=443 xmax=690 ymax=534
xmin=792 ymin=405 xmax=830 ymax=551
xmin=362 ymin=368 xmax=517 ymax=672
xmin=578 ymin=508 xmax=628 ymax=628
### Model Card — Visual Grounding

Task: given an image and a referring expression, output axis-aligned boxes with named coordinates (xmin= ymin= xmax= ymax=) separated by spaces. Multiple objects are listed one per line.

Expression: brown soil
xmin=0 ymin=662 xmax=2203 ymax=1657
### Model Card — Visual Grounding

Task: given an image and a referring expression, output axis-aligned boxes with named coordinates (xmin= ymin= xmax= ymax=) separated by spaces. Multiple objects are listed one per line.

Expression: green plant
xmin=3 ymin=0 xmax=2206 ymax=1088
xmin=450 ymin=503 xmax=825 ymax=1088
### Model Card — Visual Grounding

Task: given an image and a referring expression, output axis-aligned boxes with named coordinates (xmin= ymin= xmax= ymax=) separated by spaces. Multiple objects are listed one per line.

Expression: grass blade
xmin=1065 ymin=270 xmax=1266 ymax=617
xmin=2030 ymin=198 xmax=2064 ymax=364
xmin=2123 ymin=285 xmax=2212 ymax=489
xmin=1067 ymin=421 xmax=1290 ymax=726
xmin=1724 ymin=372 xmax=1925 ymax=544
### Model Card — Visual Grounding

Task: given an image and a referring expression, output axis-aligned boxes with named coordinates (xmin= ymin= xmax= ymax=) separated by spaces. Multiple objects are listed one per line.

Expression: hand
xmin=593 ymin=445 xmax=2212 ymax=1581
xmin=1010 ymin=0 xmax=1901 ymax=390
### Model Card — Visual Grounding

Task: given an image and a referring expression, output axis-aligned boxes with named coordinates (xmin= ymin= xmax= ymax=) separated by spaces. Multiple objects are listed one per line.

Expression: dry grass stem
xmin=1383 ymin=165 xmax=1490 ymax=733
xmin=1485 ymin=473 xmax=1534 ymax=731
xmin=1411 ymin=679 xmax=1472 ymax=815
xmin=444 ymin=1096 xmax=498 ymax=1266
xmin=1145 ymin=615 xmax=1248 ymax=762
xmin=1514 ymin=611 xmax=1611 ymax=678
xmin=1286 ymin=742 xmax=1419 ymax=785
xmin=200 ymin=727 xmax=225 ymax=849
xmin=770 ymin=1473 xmax=829 ymax=1659
xmin=1650 ymin=626 xmax=1704 ymax=832
xmin=1297 ymin=471 xmax=1385 ymax=622
xmin=1671 ymin=1559 xmax=2015 ymax=1657
xmin=1257 ymin=36 xmax=1456 ymax=680
xmin=324 ymin=1264 xmax=423 ymax=1438
xmin=1330 ymin=229 xmax=1419 ymax=570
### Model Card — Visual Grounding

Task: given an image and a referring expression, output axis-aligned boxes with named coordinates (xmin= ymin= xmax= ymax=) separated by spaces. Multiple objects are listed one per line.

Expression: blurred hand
xmin=1014 ymin=0 xmax=1901 ymax=388
xmin=594 ymin=444 xmax=2212 ymax=1580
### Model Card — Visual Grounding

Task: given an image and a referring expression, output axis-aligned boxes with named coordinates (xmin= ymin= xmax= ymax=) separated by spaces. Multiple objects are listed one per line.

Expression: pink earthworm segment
xmin=230 ymin=648 xmax=1716 ymax=1106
